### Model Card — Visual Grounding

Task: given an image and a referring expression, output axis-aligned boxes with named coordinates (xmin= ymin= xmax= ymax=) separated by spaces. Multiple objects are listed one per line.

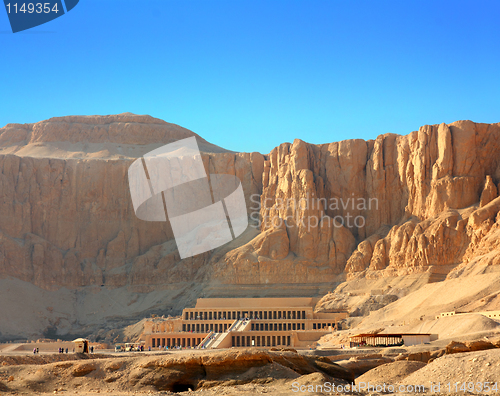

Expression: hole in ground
xmin=171 ymin=382 xmax=195 ymax=393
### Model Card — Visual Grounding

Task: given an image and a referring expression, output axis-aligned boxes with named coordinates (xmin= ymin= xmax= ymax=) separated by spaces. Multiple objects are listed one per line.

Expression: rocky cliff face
xmin=0 ymin=114 xmax=499 ymax=340
xmin=216 ymin=120 xmax=500 ymax=284
xmin=0 ymin=114 xmax=264 ymax=292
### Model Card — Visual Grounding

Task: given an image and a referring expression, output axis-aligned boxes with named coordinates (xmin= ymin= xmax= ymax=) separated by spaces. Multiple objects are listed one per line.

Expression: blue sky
xmin=1 ymin=0 xmax=499 ymax=153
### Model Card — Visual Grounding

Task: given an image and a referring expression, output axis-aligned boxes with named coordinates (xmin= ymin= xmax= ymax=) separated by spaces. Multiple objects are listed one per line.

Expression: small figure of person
xmin=90 ymin=346 xmax=94 ymax=353
xmin=33 ymin=348 xmax=36 ymax=354
xmin=65 ymin=348 xmax=68 ymax=353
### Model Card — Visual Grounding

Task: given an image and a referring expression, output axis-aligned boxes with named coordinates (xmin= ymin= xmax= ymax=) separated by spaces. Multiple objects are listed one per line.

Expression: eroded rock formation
xmin=0 ymin=348 xmax=355 ymax=393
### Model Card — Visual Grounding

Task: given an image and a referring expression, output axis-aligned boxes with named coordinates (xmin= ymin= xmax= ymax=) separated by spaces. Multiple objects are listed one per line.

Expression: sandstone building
xmin=144 ymin=297 xmax=347 ymax=349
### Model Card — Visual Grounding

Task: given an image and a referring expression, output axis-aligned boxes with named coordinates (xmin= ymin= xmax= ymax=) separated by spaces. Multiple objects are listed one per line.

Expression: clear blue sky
xmin=1 ymin=0 xmax=499 ymax=154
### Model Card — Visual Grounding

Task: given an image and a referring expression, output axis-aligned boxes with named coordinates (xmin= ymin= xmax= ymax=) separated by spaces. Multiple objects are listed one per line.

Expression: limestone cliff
xmin=0 ymin=114 xmax=499 ymax=340
xmin=0 ymin=114 xmax=264 ymax=292
xmin=218 ymin=120 xmax=500 ymax=284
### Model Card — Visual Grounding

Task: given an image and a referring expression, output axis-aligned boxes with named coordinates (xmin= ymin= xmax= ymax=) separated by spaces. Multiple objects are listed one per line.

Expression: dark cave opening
xmin=171 ymin=382 xmax=195 ymax=393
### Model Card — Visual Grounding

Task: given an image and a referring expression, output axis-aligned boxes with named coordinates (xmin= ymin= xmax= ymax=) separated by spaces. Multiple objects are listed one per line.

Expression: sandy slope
xmin=368 ymin=272 xmax=500 ymax=323
xmin=317 ymin=271 xmax=500 ymax=352
xmin=352 ymin=271 xmax=500 ymax=331
xmin=391 ymin=314 xmax=500 ymax=343
xmin=400 ymin=348 xmax=500 ymax=392
xmin=356 ymin=360 xmax=426 ymax=385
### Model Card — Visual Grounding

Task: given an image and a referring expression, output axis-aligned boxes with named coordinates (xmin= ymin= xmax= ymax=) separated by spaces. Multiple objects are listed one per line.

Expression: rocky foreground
xmin=0 ymin=348 xmax=353 ymax=395
xmin=2 ymin=343 xmax=500 ymax=395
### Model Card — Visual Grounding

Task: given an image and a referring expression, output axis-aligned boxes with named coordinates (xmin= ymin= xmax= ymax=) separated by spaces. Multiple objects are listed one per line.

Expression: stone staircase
xmin=204 ymin=332 xmax=230 ymax=348
xmin=229 ymin=319 xmax=251 ymax=332
xmin=199 ymin=319 xmax=253 ymax=349
xmin=198 ymin=331 xmax=215 ymax=349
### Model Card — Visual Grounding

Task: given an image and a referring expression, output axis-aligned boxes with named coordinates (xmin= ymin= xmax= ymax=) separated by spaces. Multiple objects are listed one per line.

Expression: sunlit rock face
xmin=0 ymin=114 xmax=500 ymax=339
